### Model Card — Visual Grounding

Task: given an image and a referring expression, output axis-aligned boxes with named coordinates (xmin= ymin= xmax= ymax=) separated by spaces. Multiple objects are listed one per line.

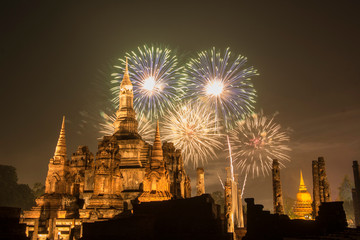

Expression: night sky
xmin=1 ymin=0 xmax=359 ymax=210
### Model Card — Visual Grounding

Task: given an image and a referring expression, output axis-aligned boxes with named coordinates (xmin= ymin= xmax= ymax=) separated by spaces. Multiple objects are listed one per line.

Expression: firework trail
xmin=227 ymin=135 xmax=235 ymax=181
xmin=229 ymin=111 xmax=291 ymax=177
xmin=241 ymin=173 xmax=248 ymax=198
xmin=182 ymin=47 xmax=258 ymax=129
xmin=161 ymin=101 xmax=223 ymax=167
xmin=111 ymin=45 xmax=182 ymax=120
xmin=217 ymin=172 xmax=225 ymax=189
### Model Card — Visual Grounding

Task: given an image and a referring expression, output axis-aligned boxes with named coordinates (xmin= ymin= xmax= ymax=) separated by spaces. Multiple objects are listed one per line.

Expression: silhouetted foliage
xmin=338 ymin=175 xmax=354 ymax=226
xmin=211 ymin=190 xmax=225 ymax=213
xmin=283 ymin=195 xmax=296 ymax=219
xmin=32 ymin=182 xmax=45 ymax=198
xmin=0 ymin=164 xmax=35 ymax=210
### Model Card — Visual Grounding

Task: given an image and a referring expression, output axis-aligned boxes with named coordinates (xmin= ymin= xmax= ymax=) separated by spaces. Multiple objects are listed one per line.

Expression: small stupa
xmin=293 ymin=171 xmax=313 ymax=219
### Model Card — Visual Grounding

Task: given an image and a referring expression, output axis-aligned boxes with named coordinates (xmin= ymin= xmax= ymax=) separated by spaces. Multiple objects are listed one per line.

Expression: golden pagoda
xmin=293 ymin=171 xmax=313 ymax=219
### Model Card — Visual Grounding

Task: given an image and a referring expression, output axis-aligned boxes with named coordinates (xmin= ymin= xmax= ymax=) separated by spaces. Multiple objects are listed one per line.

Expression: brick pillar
xmin=312 ymin=160 xmax=320 ymax=217
xmin=224 ymin=167 xmax=234 ymax=233
xmin=352 ymin=160 xmax=360 ymax=227
xmin=196 ymin=167 xmax=205 ymax=196
xmin=272 ymin=159 xmax=284 ymax=214
xmin=238 ymin=186 xmax=244 ymax=228
xmin=318 ymin=157 xmax=330 ymax=202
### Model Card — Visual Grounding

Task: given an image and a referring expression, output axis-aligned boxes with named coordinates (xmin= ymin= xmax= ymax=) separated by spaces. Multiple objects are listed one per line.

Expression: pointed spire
xmin=155 ymin=120 xmax=161 ymax=143
xmin=299 ymin=170 xmax=307 ymax=191
xmin=125 ymin=57 xmax=129 ymax=74
xmin=54 ymin=116 xmax=66 ymax=157
xmin=113 ymin=57 xmax=139 ymax=137
xmin=151 ymin=120 xmax=163 ymax=163
xmin=120 ymin=57 xmax=132 ymax=90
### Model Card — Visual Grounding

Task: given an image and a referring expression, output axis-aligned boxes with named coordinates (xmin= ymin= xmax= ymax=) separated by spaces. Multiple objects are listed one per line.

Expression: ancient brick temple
xmin=21 ymin=60 xmax=192 ymax=240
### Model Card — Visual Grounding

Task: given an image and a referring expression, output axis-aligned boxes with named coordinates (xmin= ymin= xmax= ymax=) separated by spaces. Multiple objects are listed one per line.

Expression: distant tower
xmin=312 ymin=157 xmax=331 ymax=217
xmin=237 ymin=187 xmax=244 ymax=228
xmin=224 ymin=167 xmax=234 ymax=233
xmin=272 ymin=159 xmax=285 ymax=214
xmin=293 ymin=171 xmax=313 ymax=219
xmin=138 ymin=121 xmax=172 ymax=202
xmin=318 ymin=157 xmax=331 ymax=202
xmin=196 ymin=167 xmax=205 ymax=196
xmin=113 ymin=58 xmax=140 ymax=139
xmin=312 ymin=160 xmax=320 ymax=217
xmin=352 ymin=160 xmax=360 ymax=227
xmin=45 ymin=116 xmax=69 ymax=194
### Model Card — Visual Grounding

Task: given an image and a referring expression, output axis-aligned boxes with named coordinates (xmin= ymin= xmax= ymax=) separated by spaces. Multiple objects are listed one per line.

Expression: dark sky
xmin=1 ymin=0 xmax=359 ymax=210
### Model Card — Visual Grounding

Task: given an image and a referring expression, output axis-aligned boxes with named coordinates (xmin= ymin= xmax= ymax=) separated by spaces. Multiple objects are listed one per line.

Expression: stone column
xmin=224 ymin=167 xmax=234 ymax=233
xmin=312 ymin=160 xmax=320 ymax=217
xmin=196 ymin=167 xmax=205 ymax=196
xmin=272 ymin=159 xmax=284 ymax=214
xmin=32 ymin=219 xmax=39 ymax=240
xmin=352 ymin=160 xmax=360 ymax=226
xmin=318 ymin=157 xmax=330 ymax=202
xmin=48 ymin=218 xmax=54 ymax=239
xmin=238 ymin=187 xmax=244 ymax=228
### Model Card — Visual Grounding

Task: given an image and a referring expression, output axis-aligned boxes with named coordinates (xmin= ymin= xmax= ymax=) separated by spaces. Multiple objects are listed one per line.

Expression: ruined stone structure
xmin=138 ymin=121 xmax=172 ymax=202
xmin=272 ymin=159 xmax=285 ymax=214
xmin=224 ymin=168 xmax=244 ymax=238
xmin=352 ymin=160 xmax=360 ymax=227
xmin=318 ymin=157 xmax=331 ymax=202
xmin=293 ymin=171 xmax=313 ymax=219
xmin=224 ymin=168 xmax=234 ymax=234
xmin=312 ymin=160 xmax=320 ymax=217
xmin=312 ymin=157 xmax=331 ymax=217
xmin=196 ymin=167 xmax=205 ymax=196
xmin=21 ymin=61 xmax=191 ymax=240
xmin=162 ymin=142 xmax=191 ymax=199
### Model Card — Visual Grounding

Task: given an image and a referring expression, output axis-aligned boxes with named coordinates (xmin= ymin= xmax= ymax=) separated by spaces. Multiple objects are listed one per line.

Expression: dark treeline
xmin=0 ymin=164 xmax=44 ymax=210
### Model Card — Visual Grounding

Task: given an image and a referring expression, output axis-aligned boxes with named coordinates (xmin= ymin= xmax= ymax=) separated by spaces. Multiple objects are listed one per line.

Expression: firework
xmin=161 ymin=102 xmax=223 ymax=167
xmin=182 ymin=47 xmax=258 ymax=129
xmin=229 ymin=111 xmax=291 ymax=177
xmin=111 ymin=45 xmax=182 ymax=120
xmin=99 ymin=112 xmax=155 ymax=143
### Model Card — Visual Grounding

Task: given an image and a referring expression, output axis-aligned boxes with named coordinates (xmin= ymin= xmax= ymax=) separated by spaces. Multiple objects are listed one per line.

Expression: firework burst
xmin=99 ymin=112 xmax=155 ymax=143
xmin=111 ymin=45 xmax=182 ymax=120
xmin=161 ymin=102 xmax=223 ymax=167
xmin=182 ymin=47 xmax=258 ymax=129
xmin=229 ymin=111 xmax=291 ymax=177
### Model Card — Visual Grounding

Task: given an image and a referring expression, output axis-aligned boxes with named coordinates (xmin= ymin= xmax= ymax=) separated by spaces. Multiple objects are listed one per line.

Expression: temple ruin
xmin=21 ymin=60 xmax=191 ymax=240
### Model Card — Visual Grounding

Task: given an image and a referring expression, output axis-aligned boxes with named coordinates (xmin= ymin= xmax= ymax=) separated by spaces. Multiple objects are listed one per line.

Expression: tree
xmin=0 ymin=164 xmax=35 ymax=210
xmin=338 ymin=175 xmax=354 ymax=226
xmin=283 ymin=196 xmax=296 ymax=219
xmin=211 ymin=190 xmax=225 ymax=213
xmin=32 ymin=182 xmax=45 ymax=198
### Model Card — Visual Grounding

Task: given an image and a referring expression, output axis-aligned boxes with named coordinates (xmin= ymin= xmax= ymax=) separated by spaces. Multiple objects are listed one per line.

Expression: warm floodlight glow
xmin=206 ymin=79 xmax=224 ymax=96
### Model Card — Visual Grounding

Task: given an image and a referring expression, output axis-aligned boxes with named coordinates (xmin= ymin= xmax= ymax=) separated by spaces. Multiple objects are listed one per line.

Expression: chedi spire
xmin=293 ymin=170 xmax=313 ymax=219
xmin=120 ymin=57 xmax=132 ymax=91
xmin=54 ymin=116 xmax=66 ymax=157
xmin=113 ymin=58 xmax=140 ymax=138
xmin=152 ymin=120 xmax=163 ymax=161
xmin=299 ymin=170 xmax=307 ymax=191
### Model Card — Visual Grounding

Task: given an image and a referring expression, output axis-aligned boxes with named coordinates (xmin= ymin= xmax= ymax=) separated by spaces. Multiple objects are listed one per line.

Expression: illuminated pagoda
xmin=21 ymin=60 xmax=191 ymax=240
xmin=293 ymin=171 xmax=313 ymax=220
